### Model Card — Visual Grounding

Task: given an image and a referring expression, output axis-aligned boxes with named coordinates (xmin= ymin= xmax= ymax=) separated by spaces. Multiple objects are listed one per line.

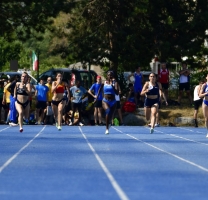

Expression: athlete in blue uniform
xmin=199 ymin=75 xmax=208 ymax=138
xmin=141 ymin=73 xmax=168 ymax=134
xmin=97 ymin=71 xmax=118 ymax=134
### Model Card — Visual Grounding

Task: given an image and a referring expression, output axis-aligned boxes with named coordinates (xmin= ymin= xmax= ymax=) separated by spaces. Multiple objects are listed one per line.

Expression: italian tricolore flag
xmin=32 ymin=51 xmax=38 ymax=71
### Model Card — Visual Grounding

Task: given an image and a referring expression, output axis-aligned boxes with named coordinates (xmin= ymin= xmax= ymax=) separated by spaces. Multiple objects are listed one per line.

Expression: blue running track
xmin=1 ymin=125 xmax=208 ymax=200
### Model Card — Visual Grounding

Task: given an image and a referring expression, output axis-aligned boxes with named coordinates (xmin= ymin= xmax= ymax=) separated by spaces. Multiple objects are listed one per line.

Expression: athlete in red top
xmin=158 ymin=62 xmax=169 ymax=100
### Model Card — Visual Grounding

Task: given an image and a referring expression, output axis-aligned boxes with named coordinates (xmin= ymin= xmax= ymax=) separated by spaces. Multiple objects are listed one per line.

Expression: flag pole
xmin=36 ymin=50 xmax=40 ymax=82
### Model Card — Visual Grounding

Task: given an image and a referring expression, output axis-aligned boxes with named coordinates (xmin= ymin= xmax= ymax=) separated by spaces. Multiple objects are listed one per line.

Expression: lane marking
xmin=0 ymin=126 xmax=46 ymax=173
xmin=113 ymin=127 xmax=208 ymax=173
xmin=79 ymin=127 xmax=129 ymax=200
xmin=143 ymin=127 xmax=208 ymax=147
xmin=176 ymin=127 xmax=204 ymax=135
xmin=0 ymin=127 xmax=11 ymax=132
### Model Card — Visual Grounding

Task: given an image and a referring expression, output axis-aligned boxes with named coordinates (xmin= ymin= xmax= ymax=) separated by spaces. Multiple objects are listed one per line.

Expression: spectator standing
xmin=45 ymin=76 xmax=53 ymax=124
xmin=14 ymin=72 xmax=31 ymax=132
xmin=7 ymin=75 xmax=19 ymax=126
xmin=128 ymin=66 xmax=143 ymax=107
xmin=111 ymin=75 xmax=124 ymax=126
xmin=193 ymin=80 xmax=203 ymax=127
xmin=88 ymin=75 xmax=103 ymax=126
xmin=27 ymin=76 xmax=36 ymax=108
xmin=35 ymin=78 xmax=49 ymax=125
xmin=69 ymin=80 xmax=87 ymax=126
xmin=0 ymin=82 xmax=4 ymax=123
xmin=2 ymin=79 xmax=11 ymax=124
xmin=178 ymin=62 xmax=193 ymax=106
xmin=158 ymin=62 xmax=169 ymax=101
xmin=199 ymin=75 xmax=208 ymax=137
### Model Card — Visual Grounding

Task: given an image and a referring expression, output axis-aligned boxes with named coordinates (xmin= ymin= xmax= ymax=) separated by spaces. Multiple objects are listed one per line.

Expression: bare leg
xmin=15 ymin=102 xmax=23 ymax=131
xmin=98 ymin=107 xmax=102 ymax=124
xmin=94 ymin=107 xmax=98 ymax=124
xmin=52 ymin=104 xmax=58 ymax=125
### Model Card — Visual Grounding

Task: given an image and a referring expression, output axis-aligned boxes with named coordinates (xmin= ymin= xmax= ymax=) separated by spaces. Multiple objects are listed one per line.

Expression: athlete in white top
xmin=193 ymin=80 xmax=203 ymax=127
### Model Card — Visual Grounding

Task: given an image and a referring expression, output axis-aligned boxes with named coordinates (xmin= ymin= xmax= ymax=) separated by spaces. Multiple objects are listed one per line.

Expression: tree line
xmin=1 ymin=0 xmax=208 ymax=74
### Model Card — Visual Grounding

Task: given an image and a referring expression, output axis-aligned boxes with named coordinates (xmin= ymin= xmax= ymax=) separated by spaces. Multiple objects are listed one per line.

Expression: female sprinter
xmin=199 ymin=75 xmax=208 ymax=138
xmin=14 ymin=72 xmax=31 ymax=132
xmin=141 ymin=73 xmax=168 ymax=134
xmin=100 ymin=71 xmax=118 ymax=134
xmin=51 ymin=73 xmax=69 ymax=130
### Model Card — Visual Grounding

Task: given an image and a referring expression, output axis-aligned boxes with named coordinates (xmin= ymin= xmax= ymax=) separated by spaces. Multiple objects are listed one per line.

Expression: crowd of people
xmin=0 ymin=63 xmax=208 ymax=137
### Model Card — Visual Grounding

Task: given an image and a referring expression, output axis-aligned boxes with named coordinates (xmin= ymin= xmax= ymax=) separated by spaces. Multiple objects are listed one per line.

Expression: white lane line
xmin=0 ymin=126 xmax=46 ymax=173
xmin=143 ymin=127 xmax=208 ymax=147
xmin=0 ymin=127 xmax=10 ymax=132
xmin=79 ymin=127 xmax=129 ymax=200
xmin=177 ymin=127 xmax=206 ymax=135
xmin=113 ymin=127 xmax=208 ymax=173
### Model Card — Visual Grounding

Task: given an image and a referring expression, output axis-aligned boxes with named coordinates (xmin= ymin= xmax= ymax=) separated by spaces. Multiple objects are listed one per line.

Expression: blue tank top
xmin=134 ymin=72 xmax=142 ymax=86
xmin=146 ymin=82 xmax=159 ymax=96
xmin=103 ymin=82 xmax=115 ymax=95
xmin=204 ymin=83 xmax=208 ymax=96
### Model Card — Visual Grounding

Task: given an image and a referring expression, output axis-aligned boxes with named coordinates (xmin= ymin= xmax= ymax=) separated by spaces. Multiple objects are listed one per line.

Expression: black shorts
xmin=72 ymin=102 xmax=82 ymax=110
xmin=116 ymin=101 xmax=121 ymax=109
xmin=194 ymin=99 xmax=203 ymax=110
xmin=3 ymin=103 xmax=10 ymax=110
xmin=0 ymin=98 xmax=3 ymax=107
xmin=179 ymin=82 xmax=190 ymax=91
xmin=36 ymin=101 xmax=47 ymax=109
xmin=161 ymin=83 xmax=169 ymax=90
xmin=94 ymin=100 xmax=102 ymax=108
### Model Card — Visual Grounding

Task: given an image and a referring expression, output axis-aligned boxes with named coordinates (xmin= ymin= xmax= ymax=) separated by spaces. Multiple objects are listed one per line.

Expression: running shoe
xmin=19 ymin=128 xmax=23 ymax=132
xmin=105 ymin=129 xmax=109 ymax=135
xmin=57 ymin=126 xmax=62 ymax=131
xmin=35 ymin=122 xmax=38 ymax=125
xmin=9 ymin=122 xmax=18 ymax=127
xmin=150 ymin=128 xmax=154 ymax=134
xmin=41 ymin=122 xmax=45 ymax=125
xmin=120 ymin=123 xmax=125 ymax=126
xmin=206 ymin=134 xmax=208 ymax=138
xmin=155 ymin=123 xmax=160 ymax=127
xmin=79 ymin=122 xmax=84 ymax=126
xmin=68 ymin=122 xmax=73 ymax=126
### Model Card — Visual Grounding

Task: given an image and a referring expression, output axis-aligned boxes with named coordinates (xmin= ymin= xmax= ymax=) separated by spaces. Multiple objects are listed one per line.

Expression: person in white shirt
xmin=178 ymin=62 xmax=193 ymax=106
xmin=193 ymin=80 xmax=203 ymax=127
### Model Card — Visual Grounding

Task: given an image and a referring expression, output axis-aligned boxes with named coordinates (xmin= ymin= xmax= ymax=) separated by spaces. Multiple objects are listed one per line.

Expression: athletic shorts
xmin=102 ymin=98 xmax=116 ymax=108
xmin=116 ymin=101 xmax=121 ymax=109
xmin=161 ymin=83 xmax=169 ymax=90
xmin=179 ymin=82 xmax=190 ymax=91
xmin=36 ymin=101 xmax=47 ymax=109
xmin=72 ymin=102 xmax=82 ymax=110
xmin=194 ymin=99 xmax=202 ymax=110
xmin=94 ymin=100 xmax=102 ymax=108
xmin=144 ymin=98 xmax=159 ymax=108
xmin=134 ymin=86 xmax=142 ymax=94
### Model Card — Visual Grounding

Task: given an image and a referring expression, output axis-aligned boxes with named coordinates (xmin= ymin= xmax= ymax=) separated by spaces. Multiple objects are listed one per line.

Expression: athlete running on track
xmin=141 ymin=73 xmax=168 ymax=134
xmin=14 ymin=72 xmax=31 ymax=132
xmin=52 ymin=73 xmax=69 ymax=130
xmin=199 ymin=75 xmax=208 ymax=137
